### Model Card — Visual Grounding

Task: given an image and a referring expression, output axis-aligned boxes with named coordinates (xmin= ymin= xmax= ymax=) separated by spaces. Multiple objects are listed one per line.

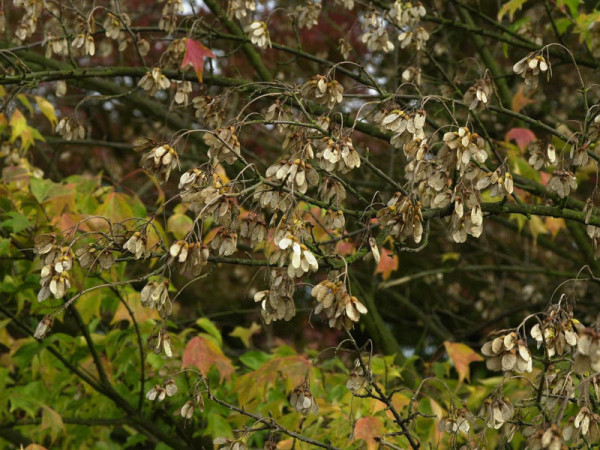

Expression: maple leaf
xmin=354 ymin=417 xmax=384 ymax=450
xmin=374 ymin=247 xmax=398 ymax=280
xmin=229 ymin=322 xmax=261 ymax=348
xmin=511 ymin=86 xmax=535 ymax=113
xmin=545 ymin=217 xmax=566 ymax=238
xmin=443 ymin=341 xmax=483 ymax=385
xmin=181 ymin=38 xmax=215 ymax=83
xmin=505 ymin=127 xmax=536 ymax=152
xmin=182 ymin=335 xmax=234 ymax=382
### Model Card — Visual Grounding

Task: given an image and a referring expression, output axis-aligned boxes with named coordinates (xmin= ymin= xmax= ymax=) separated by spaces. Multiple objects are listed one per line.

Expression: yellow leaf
xmin=167 ymin=213 xmax=193 ymax=239
xmin=498 ymin=0 xmax=528 ymax=21
xmin=229 ymin=322 xmax=261 ymax=348
xmin=35 ymin=96 xmax=58 ymax=127
xmin=111 ymin=291 xmax=160 ymax=324
xmin=545 ymin=217 xmax=565 ymax=238
xmin=17 ymin=94 xmax=34 ymax=115
xmin=9 ymin=109 xmax=27 ymax=144
xmin=528 ymin=215 xmax=548 ymax=243
xmin=441 ymin=252 xmax=460 ymax=263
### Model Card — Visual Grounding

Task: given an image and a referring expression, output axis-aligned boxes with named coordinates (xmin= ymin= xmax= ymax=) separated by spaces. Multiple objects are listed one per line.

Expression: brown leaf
xmin=182 ymin=335 xmax=234 ymax=382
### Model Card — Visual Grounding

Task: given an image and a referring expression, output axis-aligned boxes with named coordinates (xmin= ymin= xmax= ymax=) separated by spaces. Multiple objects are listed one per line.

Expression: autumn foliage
xmin=3 ymin=0 xmax=600 ymax=449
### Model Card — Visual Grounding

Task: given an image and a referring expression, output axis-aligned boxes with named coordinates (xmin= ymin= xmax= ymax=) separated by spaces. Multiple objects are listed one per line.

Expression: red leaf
xmin=182 ymin=336 xmax=234 ymax=382
xmin=505 ymin=128 xmax=536 ymax=152
xmin=354 ymin=417 xmax=384 ymax=450
xmin=181 ymin=38 xmax=215 ymax=83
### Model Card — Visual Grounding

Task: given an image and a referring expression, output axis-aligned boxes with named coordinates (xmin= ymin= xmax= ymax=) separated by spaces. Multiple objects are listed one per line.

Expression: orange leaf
xmin=544 ymin=217 xmax=565 ymax=238
xmin=354 ymin=416 xmax=384 ymax=450
xmin=505 ymin=128 xmax=536 ymax=152
xmin=182 ymin=335 xmax=234 ymax=382
xmin=181 ymin=38 xmax=215 ymax=83
xmin=511 ymin=86 xmax=535 ymax=113
xmin=443 ymin=341 xmax=483 ymax=385
xmin=374 ymin=247 xmax=398 ymax=280
xmin=385 ymin=392 xmax=410 ymax=420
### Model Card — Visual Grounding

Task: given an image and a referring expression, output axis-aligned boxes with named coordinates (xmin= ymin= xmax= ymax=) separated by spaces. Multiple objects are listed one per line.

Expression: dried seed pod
xmin=210 ymin=229 xmax=238 ymax=257
xmin=34 ymin=233 xmax=56 ymax=255
xmin=245 ymin=21 xmax=271 ymax=49
xmin=164 ymin=378 xmax=178 ymax=397
xmin=34 ymin=315 xmax=53 ymax=339
xmin=294 ymin=1 xmax=321 ymax=29
xmin=139 ymin=144 xmax=179 ymax=182
xmin=547 ymin=168 xmax=577 ymax=199
xmin=312 ymin=279 xmax=367 ymax=330
xmin=480 ymin=397 xmax=514 ymax=429
xmin=138 ymin=67 xmax=171 ymax=96
xmin=377 ymin=192 xmax=423 ymax=244
xmin=123 ymin=231 xmax=147 ymax=259
xmin=481 ymin=333 xmax=532 ymax=373
xmin=56 ymin=117 xmax=85 ymax=140
xmin=300 ymin=75 xmax=344 ymax=109
xmin=204 ymin=127 xmax=241 ymax=166
xmin=316 ymin=136 xmax=361 ymax=174
xmin=271 ymin=233 xmax=318 ymax=279
xmin=290 ymin=385 xmax=319 ymax=415
xmin=146 ymin=384 xmax=166 ymax=402
xmin=513 ymin=52 xmax=550 ymax=89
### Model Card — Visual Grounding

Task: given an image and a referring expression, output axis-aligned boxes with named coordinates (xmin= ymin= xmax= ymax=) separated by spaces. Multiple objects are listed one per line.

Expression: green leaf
xmin=96 ymin=192 xmax=135 ymax=223
xmin=0 ymin=238 xmax=11 ymax=256
xmin=30 ymin=177 xmax=53 ymax=203
xmin=41 ymin=405 xmax=65 ymax=440
xmin=554 ymin=17 xmax=572 ymax=34
xmin=205 ymin=413 xmax=233 ymax=439
xmin=239 ymin=350 xmax=272 ymax=370
xmin=196 ymin=318 xmax=222 ymax=346
xmin=167 ymin=213 xmax=193 ymax=239
xmin=76 ymin=290 xmax=103 ymax=322
xmin=8 ymin=381 xmax=45 ymax=417
xmin=558 ymin=0 xmax=581 ymax=17
xmin=1 ymin=211 xmax=32 ymax=233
